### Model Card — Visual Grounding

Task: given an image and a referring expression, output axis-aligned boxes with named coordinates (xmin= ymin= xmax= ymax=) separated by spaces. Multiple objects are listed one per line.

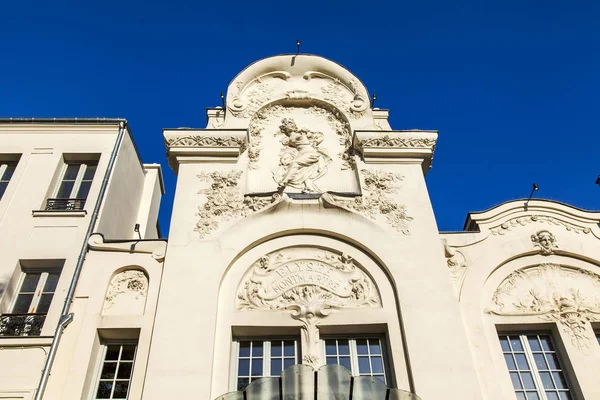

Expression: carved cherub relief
xmin=272 ymin=118 xmax=332 ymax=193
xmin=531 ymin=230 xmax=558 ymax=255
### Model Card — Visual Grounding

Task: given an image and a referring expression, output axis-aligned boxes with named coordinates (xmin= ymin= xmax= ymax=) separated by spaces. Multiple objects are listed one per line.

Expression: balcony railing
xmin=45 ymin=198 xmax=86 ymax=211
xmin=215 ymin=364 xmax=421 ymax=400
xmin=0 ymin=313 xmax=46 ymax=336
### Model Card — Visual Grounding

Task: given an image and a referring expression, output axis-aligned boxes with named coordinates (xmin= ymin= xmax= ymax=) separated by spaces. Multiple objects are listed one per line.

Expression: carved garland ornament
xmin=104 ymin=270 xmax=148 ymax=310
xmin=195 ymin=171 xmax=274 ymax=238
xmin=360 ymin=135 xmax=437 ymax=149
xmin=166 ymin=136 xmax=245 ymax=148
xmin=489 ymin=264 xmax=600 ymax=351
xmin=326 ymin=169 xmax=412 ymax=234
xmin=490 ymin=215 xmax=591 ymax=236
xmin=237 ymin=248 xmax=381 ymax=367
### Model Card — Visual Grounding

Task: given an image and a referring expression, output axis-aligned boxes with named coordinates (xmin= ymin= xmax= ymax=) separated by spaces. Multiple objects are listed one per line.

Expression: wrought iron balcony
xmin=215 ymin=364 xmax=421 ymax=400
xmin=0 ymin=313 xmax=46 ymax=336
xmin=45 ymin=198 xmax=86 ymax=211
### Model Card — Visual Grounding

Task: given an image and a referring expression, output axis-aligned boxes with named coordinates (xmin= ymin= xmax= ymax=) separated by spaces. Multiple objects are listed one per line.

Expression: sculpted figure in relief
xmin=531 ymin=230 xmax=558 ymax=255
xmin=273 ymin=118 xmax=332 ymax=193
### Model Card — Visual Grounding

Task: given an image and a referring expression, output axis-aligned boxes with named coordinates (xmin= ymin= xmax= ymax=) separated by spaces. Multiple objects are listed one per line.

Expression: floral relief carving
xmin=273 ymin=118 xmax=332 ymax=193
xmin=360 ymin=135 xmax=437 ymax=149
xmin=195 ymin=171 xmax=273 ymax=238
xmin=320 ymin=78 xmax=367 ymax=119
xmin=103 ymin=270 xmax=148 ymax=312
xmin=324 ymin=169 xmax=412 ymax=234
xmin=237 ymin=247 xmax=381 ymax=367
xmin=490 ymin=215 xmax=591 ymax=235
xmin=166 ymin=136 xmax=244 ymax=148
xmin=531 ymin=230 xmax=558 ymax=255
xmin=228 ymin=81 xmax=273 ymax=119
xmin=489 ymin=264 xmax=600 ymax=351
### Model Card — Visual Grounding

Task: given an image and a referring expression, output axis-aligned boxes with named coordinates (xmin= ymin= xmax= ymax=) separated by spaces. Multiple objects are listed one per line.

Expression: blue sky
xmin=2 ymin=1 xmax=599 ymax=235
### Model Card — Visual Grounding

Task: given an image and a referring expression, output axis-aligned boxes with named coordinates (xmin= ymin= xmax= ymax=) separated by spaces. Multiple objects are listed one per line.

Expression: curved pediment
xmin=223 ymin=55 xmax=372 ymax=128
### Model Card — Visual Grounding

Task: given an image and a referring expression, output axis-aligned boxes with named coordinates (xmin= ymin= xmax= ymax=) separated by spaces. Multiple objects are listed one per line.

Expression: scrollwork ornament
xmin=489 ymin=264 xmax=600 ymax=352
xmin=195 ymin=171 xmax=273 ymax=238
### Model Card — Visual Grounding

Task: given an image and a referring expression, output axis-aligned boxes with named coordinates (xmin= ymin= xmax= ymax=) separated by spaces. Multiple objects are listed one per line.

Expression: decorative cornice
xmin=165 ymin=135 xmax=245 ymax=148
xmin=490 ymin=215 xmax=591 ymax=236
xmin=360 ymin=135 xmax=436 ymax=149
xmin=88 ymin=234 xmax=166 ymax=262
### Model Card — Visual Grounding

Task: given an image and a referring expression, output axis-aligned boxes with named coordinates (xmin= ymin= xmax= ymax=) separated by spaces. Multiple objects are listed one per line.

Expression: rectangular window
xmin=94 ymin=342 xmax=138 ymax=399
xmin=323 ymin=337 xmax=387 ymax=384
xmin=46 ymin=159 xmax=97 ymax=211
xmin=12 ymin=271 xmax=60 ymax=314
xmin=233 ymin=338 xmax=300 ymax=391
xmin=499 ymin=334 xmax=572 ymax=400
xmin=0 ymin=161 xmax=17 ymax=200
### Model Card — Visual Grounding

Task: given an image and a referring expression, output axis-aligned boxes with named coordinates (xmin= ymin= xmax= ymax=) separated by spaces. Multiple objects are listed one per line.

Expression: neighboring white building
xmin=0 ymin=55 xmax=599 ymax=400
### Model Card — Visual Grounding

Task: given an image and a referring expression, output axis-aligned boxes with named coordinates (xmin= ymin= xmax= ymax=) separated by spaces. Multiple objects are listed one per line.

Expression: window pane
xmin=56 ymin=181 xmax=75 ymax=198
xmin=43 ymin=273 xmax=60 ymax=292
xmin=251 ymin=359 xmax=263 ymax=376
xmin=500 ymin=337 xmax=511 ymax=351
xmin=338 ymin=339 xmax=350 ymax=355
xmin=521 ymin=372 xmax=535 ymax=389
xmin=252 ymin=341 xmax=263 ymax=357
xmin=283 ymin=340 xmax=295 ymax=356
xmin=20 ymin=274 xmax=41 ymax=292
xmin=552 ymin=372 xmax=567 ymax=389
xmin=36 ymin=293 xmax=54 ymax=313
xmin=101 ymin=362 xmax=117 ymax=379
xmin=271 ymin=341 xmax=282 ymax=357
xmin=96 ymin=381 xmax=113 ymax=398
xmin=237 ymin=378 xmax=249 ymax=391
xmin=546 ymin=393 xmax=559 ymax=400
xmin=239 ymin=341 xmax=250 ymax=357
xmin=533 ymin=353 xmax=547 ymax=370
xmin=77 ymin=181 xmax=92 ymax=199
xmin=117 ymin=362 xmax=133 ymax=380
xmin=0 ymin=182 xmax=7 ymax=199
xmin=515 ymin=353 xmax=529 ymax=370
xmin=271 ymin=359 xmax=282 ymax=376
xmin=13 ymin=294 xmax=34 ymax=313
xmin=121 ymin=345 xmax=136 ymax=361
xmin=510 ymin=336 xmax=523 ymax=351
xmin=238 ymin=359 xmax=250 ymax=376
xmin=515 ymin=392 xmax=526 ymax=400
xmin=527 ymin=392 xmax=540 ymax=400
xmin=369 ymin=340 xmax=381 ymax=355
xmin=339 ymin=356 xmax=351 ymax=371
xmin=83 ymin=164 xmax=97 ymax=180
xmin=545 ymin=353 xmax=559 ymax=369
xmin=357 ymin=356 xmax=370 ymax=374
xmin=559 ymin=392 xmax=572 ymax=400
xmin=539 ymin=336 xmax=553 ymax=351
xmin=528 ymin=336 xmax=542 ymax=352
xmin=2 ymin=164 xmax=16 ymax=180
xmin=105 ymin=346 xmax=121 ymax=361
xmin=63 ymin=164 xmax=80 ymax=180
xmin=371 ymin=356 xmax=384 ymax=374
xmin=326 ymin=357 xmax=337 ymax=365
xmin=504 ymin=354 xmax=517 ymax=370
xmin=510 ymin=372 xmax=522 ymax=389
xmin=325 ymin=340 xmax=337 ymax=355
xmin=112 ymin=381 xmax=129 ymax=399
xmin=540 ymin=371 xmax=554 ymax=389
xmin=356 ymin=339 xmax=368 ymax=355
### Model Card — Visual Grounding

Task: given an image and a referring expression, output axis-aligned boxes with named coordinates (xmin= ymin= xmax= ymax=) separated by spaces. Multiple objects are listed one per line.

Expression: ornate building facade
xmin=0 ymin=55 xmax=599 ymax=400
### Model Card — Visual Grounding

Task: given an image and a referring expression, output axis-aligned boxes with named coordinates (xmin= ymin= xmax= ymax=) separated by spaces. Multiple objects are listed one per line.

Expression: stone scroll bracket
xmin=236 ymin=247 xmax=381 ymax=367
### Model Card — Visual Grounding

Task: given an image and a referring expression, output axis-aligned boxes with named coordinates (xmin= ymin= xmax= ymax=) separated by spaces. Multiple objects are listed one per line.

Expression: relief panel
xmin=102 ymin=270 xmax=149 ymax=316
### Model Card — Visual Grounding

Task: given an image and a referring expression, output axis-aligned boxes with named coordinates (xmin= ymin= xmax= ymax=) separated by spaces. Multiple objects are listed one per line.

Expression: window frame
xmin=0 ymin=161 xmax=17 ymax=201
xmin=230 ymin=337 xmax=301 ymax=391
xmin=54 ymin=161 xmax=98 ymax=200
xmin=498 ymin=332 xmax=574 ymax=400
xmin=320 ymin=335 xmax=389 ymax=384
xmin=10 ymin=268 xmax=61 ymax=315
xmin=91 ymin=340 xmax=139 ymax=400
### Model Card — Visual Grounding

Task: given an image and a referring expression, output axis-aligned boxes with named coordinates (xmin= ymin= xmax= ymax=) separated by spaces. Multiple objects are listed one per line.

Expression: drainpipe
xmin=34 ymin=120 xmax=127 ymax=400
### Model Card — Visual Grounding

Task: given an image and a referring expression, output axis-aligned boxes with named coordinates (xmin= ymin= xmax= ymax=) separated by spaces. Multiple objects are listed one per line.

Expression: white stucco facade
xmin=0 ymin=55 xmax=598 ymax=400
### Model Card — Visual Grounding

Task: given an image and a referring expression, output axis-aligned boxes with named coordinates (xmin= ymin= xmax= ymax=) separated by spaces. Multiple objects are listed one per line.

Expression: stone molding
xmin=490 ymin=215 xmax=591 ymax=236
xmin=322 ymin=169 xmax=412 ymax=234
xmin=88 ymin=233 xmax=166 ymax=262
xmin=236 ymin=247 xmax=381 ymax=367
xmin=488 ymin=264 xmax=600 ymax=351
